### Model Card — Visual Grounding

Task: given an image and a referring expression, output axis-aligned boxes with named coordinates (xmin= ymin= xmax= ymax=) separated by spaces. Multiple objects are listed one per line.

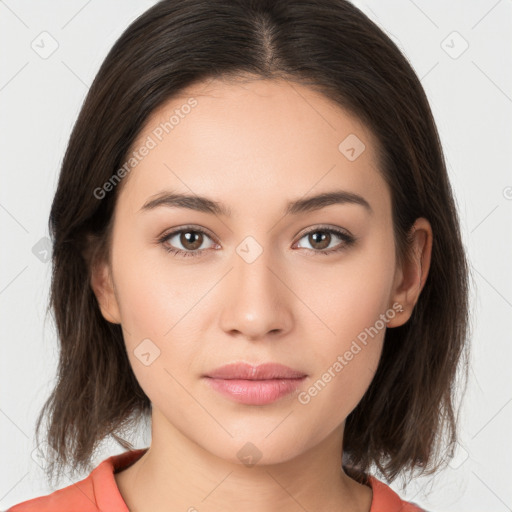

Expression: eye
xmin=158 ymin=226 xmax=218 ymax=258
xmin=294 ymin=226 xmax=356 ymax=255
xmin=158 ymin=225 xmax=356 ymax=258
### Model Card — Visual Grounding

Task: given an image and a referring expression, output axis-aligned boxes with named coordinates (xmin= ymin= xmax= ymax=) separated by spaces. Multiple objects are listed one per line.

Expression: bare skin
xmin=91 ymin=76 xmax=432 ymax=512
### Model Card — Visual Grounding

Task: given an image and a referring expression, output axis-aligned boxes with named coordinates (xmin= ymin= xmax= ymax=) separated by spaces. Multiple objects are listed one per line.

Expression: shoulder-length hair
xmin=36 ymin=0 xmax=471 ymax=486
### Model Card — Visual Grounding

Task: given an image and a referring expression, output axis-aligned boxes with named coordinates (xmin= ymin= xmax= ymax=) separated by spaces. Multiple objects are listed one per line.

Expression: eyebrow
xmin=139 ymin=189 xmax=373 ymax=216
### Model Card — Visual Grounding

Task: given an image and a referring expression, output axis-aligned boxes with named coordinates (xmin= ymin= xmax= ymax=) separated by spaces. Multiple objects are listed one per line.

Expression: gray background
xmin=1 ymin=0 xmax=511 ymax=510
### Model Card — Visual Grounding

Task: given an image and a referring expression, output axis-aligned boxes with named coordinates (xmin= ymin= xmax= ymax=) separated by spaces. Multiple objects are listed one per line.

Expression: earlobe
xmin=90 ymin=260 xmax=121 ymax=324
xmin=387 ymin=218 xmax=433 ymax=328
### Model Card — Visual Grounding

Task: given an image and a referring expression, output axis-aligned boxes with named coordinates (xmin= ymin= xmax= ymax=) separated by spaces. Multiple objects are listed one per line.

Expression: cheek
xmin=115 ymin=263 xmax=200 ymax=415
xmin=297 ymin=293 xmax=388 ymax=435
xmin=326 ymin=333 xmax=384 ymax=409
xmin=293 ymin=237 xmax=394 ymax=422
xmin=296 ymin=336 xmax=383 ymax=443
xmin=110 ymin=242 xmax=203 ymax=393
xmin=111 ymin=237 xmax=201 ymax=339
xmin=295 ymin=237 xmax=396 ymax=348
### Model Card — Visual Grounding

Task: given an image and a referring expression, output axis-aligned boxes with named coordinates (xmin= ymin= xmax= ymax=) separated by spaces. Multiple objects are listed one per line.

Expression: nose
xmin=218 ymin=243 xmax=293 ymax=341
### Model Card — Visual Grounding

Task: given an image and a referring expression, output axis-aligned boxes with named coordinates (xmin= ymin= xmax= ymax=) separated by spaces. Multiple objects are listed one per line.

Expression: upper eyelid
xmin=162 ymin=224 xmax=215 ymax=238
xmin=295 ymin=224 xmax=351 ymax=238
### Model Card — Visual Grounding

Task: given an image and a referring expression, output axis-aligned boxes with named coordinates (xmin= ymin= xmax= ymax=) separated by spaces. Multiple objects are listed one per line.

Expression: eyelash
xmin=157 ymin=225 xmax=356 ymax=259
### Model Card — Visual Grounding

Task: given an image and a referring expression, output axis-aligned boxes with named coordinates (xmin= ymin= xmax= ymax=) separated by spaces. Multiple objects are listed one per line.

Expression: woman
xmin=7 ymin=0 xmax=470 ymax=510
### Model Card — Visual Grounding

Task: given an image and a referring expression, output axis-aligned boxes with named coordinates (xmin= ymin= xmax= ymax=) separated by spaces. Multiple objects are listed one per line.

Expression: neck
xmin=114 ymin=407 xmax=372 ymax=512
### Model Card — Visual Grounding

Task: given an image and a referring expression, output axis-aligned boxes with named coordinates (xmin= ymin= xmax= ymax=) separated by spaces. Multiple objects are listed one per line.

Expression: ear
xmin=387 ymin=217 xmax=433 ymax=327
xmin=90 ymin=259 xmax=121 ymax=325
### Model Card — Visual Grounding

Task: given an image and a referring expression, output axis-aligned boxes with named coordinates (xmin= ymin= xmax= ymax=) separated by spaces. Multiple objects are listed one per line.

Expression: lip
xmin=205 ymin=362 xmax=307 ymax=380
xmin=203 ymin=362 xmax=307 ymax=405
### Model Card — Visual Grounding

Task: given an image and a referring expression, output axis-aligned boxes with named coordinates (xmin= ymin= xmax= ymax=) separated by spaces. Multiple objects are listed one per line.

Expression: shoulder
xmin=5 ymin=449 xmax=147 ymax=512
xmin=368 ymin=475 xmax=430 ymax=512
xmin=5 ymin=473 xmax=99 ymax=512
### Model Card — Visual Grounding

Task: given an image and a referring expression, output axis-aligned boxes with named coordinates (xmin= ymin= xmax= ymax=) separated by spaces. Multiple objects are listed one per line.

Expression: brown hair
xmin=36 ymin=0 xmax=471 ymax=487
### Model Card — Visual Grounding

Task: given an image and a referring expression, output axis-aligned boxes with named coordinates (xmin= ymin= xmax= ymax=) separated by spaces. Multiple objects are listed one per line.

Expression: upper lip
xmin=205 ymin=362 xmax=307 ymax=380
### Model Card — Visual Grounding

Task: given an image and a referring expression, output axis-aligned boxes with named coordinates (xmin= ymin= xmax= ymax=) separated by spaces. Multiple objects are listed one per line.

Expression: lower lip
xmin=204 ymin=377 xmax=306 ymax=405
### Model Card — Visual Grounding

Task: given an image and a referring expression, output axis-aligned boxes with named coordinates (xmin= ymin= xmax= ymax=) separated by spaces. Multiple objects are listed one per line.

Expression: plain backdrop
xmin=1 ymin=1 xmax=511 ymax=510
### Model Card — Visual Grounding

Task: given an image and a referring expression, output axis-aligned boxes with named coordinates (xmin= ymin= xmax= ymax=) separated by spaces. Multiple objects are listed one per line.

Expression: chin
xmin=199 ymin=430 xmax=312 ymax=468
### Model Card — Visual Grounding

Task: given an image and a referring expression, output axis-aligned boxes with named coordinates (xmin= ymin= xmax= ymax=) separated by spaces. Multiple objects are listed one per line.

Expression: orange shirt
xmin=6 ymin=449 xmax=426 ymax=511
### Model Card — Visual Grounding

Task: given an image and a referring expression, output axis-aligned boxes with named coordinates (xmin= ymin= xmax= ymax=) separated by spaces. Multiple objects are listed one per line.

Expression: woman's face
xmin=94 ymin=77 xmax=408 ymax=465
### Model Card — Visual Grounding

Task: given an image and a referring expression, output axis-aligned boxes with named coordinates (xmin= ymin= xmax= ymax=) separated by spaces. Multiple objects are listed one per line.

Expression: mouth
xmin=203 ymin=362 xmax=307 ymax=405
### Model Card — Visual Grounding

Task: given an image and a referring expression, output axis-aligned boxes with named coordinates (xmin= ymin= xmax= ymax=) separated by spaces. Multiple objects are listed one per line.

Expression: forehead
xmin=119 ymin=77 xmax=388 ymax=217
